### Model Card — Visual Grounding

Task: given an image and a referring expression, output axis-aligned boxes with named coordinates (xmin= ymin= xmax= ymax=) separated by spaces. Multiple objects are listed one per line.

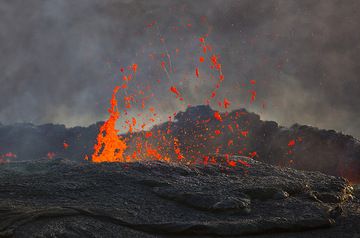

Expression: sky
xmin=0 ymin=0 xmax=359 ymax=138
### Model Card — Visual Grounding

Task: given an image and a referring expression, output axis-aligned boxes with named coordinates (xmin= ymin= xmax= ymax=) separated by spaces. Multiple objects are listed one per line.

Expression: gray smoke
xmin=0 ymin=0 xmax=359 ymax=138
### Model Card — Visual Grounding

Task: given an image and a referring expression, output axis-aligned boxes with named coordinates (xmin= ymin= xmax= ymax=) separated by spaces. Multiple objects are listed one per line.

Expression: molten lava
xmin=0 ymin=152 xmax=17 ymax=163
xmin=88 ymin=21 xmax=257 ymax=169
xmin=92 ymin=86 xmax=127 ymax=163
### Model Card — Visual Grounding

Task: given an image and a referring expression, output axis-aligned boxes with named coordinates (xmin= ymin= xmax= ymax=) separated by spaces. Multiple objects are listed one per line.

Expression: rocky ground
xmin=0 ymin=157 xmax=359 ymax=238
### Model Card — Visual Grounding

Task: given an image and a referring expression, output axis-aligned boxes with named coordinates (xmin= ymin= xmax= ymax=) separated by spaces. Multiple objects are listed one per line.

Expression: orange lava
xmin=0 ymin=152 xmax=17 ymax=163
xmin=86 ymin=23 xmax=255 ymax=169
xmin=214 ymin=111 xmax=222 ymax=121
xmin=92 ymin=86 xmax=127 ymax=163
xmin=63 ymin=142 xmax=69 ymax=149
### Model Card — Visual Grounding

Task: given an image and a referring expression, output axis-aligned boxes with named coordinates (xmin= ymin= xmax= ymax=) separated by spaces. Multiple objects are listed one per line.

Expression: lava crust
xmin=0 ymin=157 xmax=359 ymax=238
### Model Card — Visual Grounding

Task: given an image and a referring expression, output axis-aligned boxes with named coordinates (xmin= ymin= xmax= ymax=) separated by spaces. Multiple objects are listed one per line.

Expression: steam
xmin=0 ymin=0 xmax=359 ymax=138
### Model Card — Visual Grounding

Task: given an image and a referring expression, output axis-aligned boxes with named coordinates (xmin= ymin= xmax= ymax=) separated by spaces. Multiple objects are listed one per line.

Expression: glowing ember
xmin=174 ymin=137 xmax=185 ymax=160
xmin=170 ymin=86 xmax=181 ymax=97
xmin=195 ymin=67 xmax=199 ymax=78
xmin=47 ymin=152 xmax=56 ymax=160
xmin=288 ymin=140 xmax=296 ymax=147
xmin=224 ymin=98 xmax=230 ymax=109
xmin=250 ymin=90 xmax=257 ymax=103
xmin=214 ymin=111 xmax=223 ymax=122
xmin=63 ymin=142 xmax=69 ymax=149
xmin=0 ymin=152 xmax=17 ymax=163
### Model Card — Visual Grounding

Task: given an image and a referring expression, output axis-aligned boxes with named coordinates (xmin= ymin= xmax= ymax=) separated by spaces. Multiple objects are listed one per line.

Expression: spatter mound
xmin=0 ymin=157 xmax=358 ymax=238
xmin=1 ymin=105 xmax=359 ymax=182
xmin=124 ymin=105 xmax=360 ymax=182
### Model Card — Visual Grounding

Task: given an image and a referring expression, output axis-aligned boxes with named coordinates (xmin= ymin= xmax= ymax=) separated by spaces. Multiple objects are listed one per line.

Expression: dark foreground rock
xmin=0 ymin=157 xmax=359 ymax=238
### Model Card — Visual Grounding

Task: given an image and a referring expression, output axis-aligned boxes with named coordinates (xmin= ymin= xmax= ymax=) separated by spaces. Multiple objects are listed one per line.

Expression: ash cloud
xmin=0 ymin=0 xmax=359 ymax=138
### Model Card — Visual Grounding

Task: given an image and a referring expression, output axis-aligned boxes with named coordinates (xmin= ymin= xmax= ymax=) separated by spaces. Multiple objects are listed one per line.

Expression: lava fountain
xmin=89 ymin=19 xmax=257 ymax=166
xmin=92 ymin=86 xmax=127 ymax=163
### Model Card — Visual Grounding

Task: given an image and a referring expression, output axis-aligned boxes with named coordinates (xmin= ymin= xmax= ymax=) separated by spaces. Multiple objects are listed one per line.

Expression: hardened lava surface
xmin=0 ymin=157 xmax=358 ymax=238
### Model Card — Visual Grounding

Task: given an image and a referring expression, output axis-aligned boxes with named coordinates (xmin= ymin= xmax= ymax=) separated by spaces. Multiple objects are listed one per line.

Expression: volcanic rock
xmin=1 ymin=105 xmax=359 ymax=182
xmin=0 ymin=156 xmax=359 ymax=237
xmin=125 ymin=106 xmax=360 ymax=182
